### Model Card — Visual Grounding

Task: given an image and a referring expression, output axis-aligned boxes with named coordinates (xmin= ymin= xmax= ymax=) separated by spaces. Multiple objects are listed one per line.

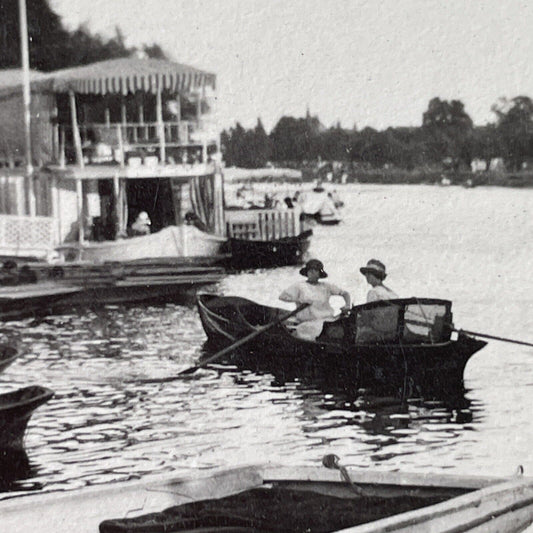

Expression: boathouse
xmin=0 ymin=57 xmax=224 ymax=260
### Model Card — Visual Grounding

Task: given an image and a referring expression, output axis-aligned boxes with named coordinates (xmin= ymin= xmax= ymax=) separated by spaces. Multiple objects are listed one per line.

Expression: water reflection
xmin=2 ymin=183 xmax=532 ymax=493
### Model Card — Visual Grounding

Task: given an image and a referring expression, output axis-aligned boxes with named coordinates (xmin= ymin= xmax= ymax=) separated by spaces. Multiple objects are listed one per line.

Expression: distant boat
xmin=0 ymin=386 xmax=54 ymax=451
xmin=298 ymin=188 xmax=342 ymax=225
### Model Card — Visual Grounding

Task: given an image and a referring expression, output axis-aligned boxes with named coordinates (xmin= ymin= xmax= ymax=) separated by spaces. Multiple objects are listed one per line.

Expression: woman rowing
xmin=279 ymin=259 xmax=351 ymax=340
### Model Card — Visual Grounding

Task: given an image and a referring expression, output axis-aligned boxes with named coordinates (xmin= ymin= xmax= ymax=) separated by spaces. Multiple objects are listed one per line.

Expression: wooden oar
xmin=138 ymin=303 xmax=309 ymax=384
xmin=454 ymin=328 xmax=533 ymax=348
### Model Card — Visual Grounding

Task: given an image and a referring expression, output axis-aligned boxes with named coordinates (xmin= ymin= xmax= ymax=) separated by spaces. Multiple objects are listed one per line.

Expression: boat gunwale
xmin=197 ymin=294 xmax=480 ymax=351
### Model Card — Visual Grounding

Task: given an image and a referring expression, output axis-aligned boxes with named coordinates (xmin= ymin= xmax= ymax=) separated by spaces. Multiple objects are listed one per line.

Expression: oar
xmin=404 ymin=306 xmax=533 ymax=348
xmin=138 ymin=303 xmax=309 ymax=384
xmin=453 ymin=328 xmax=533 ymax=348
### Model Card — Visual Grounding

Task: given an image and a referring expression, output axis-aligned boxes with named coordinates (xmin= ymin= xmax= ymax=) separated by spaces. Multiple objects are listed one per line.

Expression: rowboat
xmin=0 ymin=344 xmax=19 ymax=374
xmin=0 ymin=462 xmax=531 ymax=533
xmin=0 ymin=386 xmax=54 ymax=451
xmin=197 ymin=294 xmax=487 ymax=399
xmin=227 ymin=229 xmax=313 ymax=268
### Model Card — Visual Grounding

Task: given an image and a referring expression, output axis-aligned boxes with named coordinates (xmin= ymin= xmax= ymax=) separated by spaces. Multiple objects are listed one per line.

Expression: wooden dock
xmin=0 ymin=261 xmax=225 ymax=321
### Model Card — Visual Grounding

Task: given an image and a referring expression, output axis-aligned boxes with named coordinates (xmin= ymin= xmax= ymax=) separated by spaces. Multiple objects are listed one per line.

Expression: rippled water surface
xmin=1 ymin=184 xmax=532 ymax=497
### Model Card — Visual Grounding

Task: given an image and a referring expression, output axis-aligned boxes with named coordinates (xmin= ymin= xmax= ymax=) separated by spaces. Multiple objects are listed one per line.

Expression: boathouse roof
xmin=0 ymin=58 xmax=216 ymax=97
xmin=49 ymin=57 xmax=216 ymax=95
xmin=0 ymin=69 xmax=48 ymax=97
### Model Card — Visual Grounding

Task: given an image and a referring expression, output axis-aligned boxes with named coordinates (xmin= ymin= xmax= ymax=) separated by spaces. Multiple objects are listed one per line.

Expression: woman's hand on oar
xmin=137 ymin=303 xmax=309 ymax=384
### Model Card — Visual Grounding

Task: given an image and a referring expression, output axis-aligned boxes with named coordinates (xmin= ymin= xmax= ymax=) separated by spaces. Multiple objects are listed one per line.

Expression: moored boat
xmin=0 ymin=386 xmax=54 ymax=451
xmin=227 ymin=229 xmax=312 ymax=269
xmin=0 ymin=344 xmax=19 ymax=374
xmin=225 ymin=208 xmax=312 ymax=268
xmin=197 ymin=294 xmax=487 ymax=399
xmin=0 ymin=462 xmax=531 ymax=533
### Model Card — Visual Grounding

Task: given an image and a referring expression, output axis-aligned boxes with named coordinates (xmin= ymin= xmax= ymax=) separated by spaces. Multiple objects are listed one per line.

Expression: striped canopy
xmin=49 ymin=57 xmax=216 ymax=95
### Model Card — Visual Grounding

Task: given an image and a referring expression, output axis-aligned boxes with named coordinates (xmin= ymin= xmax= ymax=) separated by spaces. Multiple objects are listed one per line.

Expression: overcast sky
xmin=49 ymin=0 xmax=533 ymax=132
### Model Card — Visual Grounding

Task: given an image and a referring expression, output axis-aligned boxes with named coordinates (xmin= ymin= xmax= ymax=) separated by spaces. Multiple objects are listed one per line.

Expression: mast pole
xmin=18 ymin=0 xmax=35 ymax=215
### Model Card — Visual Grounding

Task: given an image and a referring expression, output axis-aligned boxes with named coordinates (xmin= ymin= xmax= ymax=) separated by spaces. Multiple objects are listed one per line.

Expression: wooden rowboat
xmin=0 ymin=386 xmax=54 ymax=451
xmin=0 ymin=462 xmax=531 ymax=533
xmin=197 ymin=294 xmax=487 ymax=400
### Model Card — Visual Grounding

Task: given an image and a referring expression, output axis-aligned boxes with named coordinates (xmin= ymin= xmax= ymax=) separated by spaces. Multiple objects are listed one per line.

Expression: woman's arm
xmin=339 ymin=290 xmax=351 ymax=312
xmin=279 ymin=284 xmax=299 ymax=303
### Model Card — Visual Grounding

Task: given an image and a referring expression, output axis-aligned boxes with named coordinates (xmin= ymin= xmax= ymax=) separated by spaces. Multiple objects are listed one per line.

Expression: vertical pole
xmin=156 ymin=87 xmax=165 ymax=164
xmin=116 ymin=124 xmax=125 ymax=167
xmin=19 ymin=0 xmax=35 ymax=215
xmin=113 ymin=173 xmax=121 ymax=238
xmin=138 ymin=101 xmax=145 ymax=140
xmin=105 ymin=108 xmax=110 ymax=127
xmin=121 ymin=98 xmax=128 ymax=145
xmin=69 ymin=90 xmax=84 ymax=168
xmin=76 ymin=178 xmax=84 ymax=243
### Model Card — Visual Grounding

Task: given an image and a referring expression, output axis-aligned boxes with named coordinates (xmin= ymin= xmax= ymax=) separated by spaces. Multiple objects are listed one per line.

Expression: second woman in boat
xmin=279 ymin=259 xmax=351 ymax=341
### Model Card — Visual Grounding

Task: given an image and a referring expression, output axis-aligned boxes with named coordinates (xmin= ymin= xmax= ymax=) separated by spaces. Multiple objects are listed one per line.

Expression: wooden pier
xmin=0 ymin=260 xmax=224 ymax=321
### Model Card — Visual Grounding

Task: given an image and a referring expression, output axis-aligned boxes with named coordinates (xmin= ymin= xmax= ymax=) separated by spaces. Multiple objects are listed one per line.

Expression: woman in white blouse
xmin=279 ymin=259 xmax=351 ymax=340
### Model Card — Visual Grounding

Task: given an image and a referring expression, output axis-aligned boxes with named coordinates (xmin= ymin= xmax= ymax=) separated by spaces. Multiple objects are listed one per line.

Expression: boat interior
xmin=99 ymin=480 xmax=471 ymax=532
xmin=201 ymin=295 xmax=454 ymax=345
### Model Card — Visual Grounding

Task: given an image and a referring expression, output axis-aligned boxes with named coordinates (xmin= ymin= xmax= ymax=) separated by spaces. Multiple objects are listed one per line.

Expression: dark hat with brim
xmin=360 ymin=259 xmax=387 ymax=280
xmin=300 ymin=259 xmax=328 ymax=278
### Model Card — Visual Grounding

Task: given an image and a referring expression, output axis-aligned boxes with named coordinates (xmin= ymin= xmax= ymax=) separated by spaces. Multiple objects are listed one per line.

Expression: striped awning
xmin=49 ymin=57 xmax=216 ymax=95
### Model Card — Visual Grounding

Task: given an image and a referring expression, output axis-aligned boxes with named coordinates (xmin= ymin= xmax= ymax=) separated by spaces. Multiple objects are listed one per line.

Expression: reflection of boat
xmin=197 ymin=294 xmax=487 ymax=399
xmin=0 ymin=344 xmax=19 ymax=374
xmin=0 ymin=386 xmax=54 ymax=451
xmin=225 ymin=208 xmax=312 ymax=268
xmin=96 ymin=465 xmax=533 ymax=533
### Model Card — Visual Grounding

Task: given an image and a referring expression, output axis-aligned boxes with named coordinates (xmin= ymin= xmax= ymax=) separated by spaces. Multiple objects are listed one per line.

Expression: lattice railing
xmin=0 ymin=214 xmax=55 ymax=257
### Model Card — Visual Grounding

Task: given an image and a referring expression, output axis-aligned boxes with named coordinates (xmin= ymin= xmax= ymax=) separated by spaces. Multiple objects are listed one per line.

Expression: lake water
xmin=1 ymin=183 xmax=532 ymax=498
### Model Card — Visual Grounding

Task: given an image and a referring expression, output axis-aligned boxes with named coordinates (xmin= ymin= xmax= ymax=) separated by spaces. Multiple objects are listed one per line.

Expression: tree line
xmin=0 ymin=0 xmax=166 ymax=72
xmin=221 ymin=96 xmax=533 ymax=172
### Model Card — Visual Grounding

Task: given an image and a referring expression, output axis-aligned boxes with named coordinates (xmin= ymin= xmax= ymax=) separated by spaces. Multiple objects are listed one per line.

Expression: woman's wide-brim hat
xmin=360 ymin=259 xmax=387 ymax=280
xmin=300 ymin=259 xmax=328 ymax=278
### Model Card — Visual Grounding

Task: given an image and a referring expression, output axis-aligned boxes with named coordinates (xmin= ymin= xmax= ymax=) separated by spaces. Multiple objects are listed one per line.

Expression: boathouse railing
xmin=225 ymin=208 xmax=303 ymax=240
xmin=0 ymin=214 xmax=55 ymax=258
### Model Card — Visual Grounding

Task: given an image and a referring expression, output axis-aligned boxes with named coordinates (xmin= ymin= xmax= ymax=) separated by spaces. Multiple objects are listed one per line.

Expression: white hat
xmin=137 ymin=211 xmax=151 ymax=224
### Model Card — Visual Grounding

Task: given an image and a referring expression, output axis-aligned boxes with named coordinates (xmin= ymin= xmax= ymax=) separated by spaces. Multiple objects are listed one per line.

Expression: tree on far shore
xmin=422 ymin=98 xmax=473 ymax=170
xmin=0 ymin=0 xmax=167 ymax=71
xmin=492 ymin=96 xmax=533 ymax=171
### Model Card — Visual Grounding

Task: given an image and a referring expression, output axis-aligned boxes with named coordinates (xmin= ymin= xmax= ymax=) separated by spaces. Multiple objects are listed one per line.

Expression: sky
xmin=49 ymin=0 xmax=533 ymax=132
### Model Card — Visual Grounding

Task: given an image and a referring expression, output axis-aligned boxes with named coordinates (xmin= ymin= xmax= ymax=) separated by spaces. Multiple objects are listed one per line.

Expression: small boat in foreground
xmin=197 ymin=294 xmax=487 ymax=399
xmin=0 ymin=462 xmax=531 ymax=533
xmin=0 ymin=344 xmax=19 ymax=374
xmin=0 ymin=386 xmax=54 ymax=451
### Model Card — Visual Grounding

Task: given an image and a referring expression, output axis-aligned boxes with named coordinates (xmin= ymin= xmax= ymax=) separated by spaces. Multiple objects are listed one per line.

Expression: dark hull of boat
xmin=0 ymin=386 xmax=54 ymax=451
xmin=0 ymin=344 xmax=18 ymax=374
xmin=227 ymin=229 xmax=312 ymax=268
xmin=197 ymin=295 xmax=487 ymax=400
